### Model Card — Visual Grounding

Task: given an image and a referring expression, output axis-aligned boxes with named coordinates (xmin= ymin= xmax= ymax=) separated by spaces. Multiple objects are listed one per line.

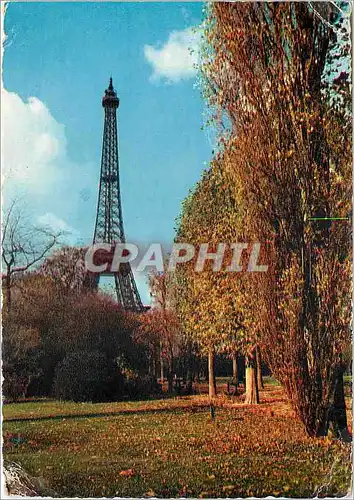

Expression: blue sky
xmin=3 ymin=2 xmax=212 ymax=303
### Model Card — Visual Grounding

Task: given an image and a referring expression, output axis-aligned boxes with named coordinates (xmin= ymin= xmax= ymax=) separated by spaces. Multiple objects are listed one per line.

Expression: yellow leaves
xmin=223 ymin=484 xmax=236 ymax=493
xmin=144 ymin=489 xmax=156 ymax=497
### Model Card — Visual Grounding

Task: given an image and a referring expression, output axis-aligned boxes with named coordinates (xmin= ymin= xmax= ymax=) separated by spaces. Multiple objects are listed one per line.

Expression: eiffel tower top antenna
xmin=102 ymin=76 xmax=119 ymax=109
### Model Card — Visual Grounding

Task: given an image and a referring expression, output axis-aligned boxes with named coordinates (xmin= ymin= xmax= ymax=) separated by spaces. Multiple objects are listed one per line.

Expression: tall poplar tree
xmin=201 ymin=2 xmax=351 ymax=437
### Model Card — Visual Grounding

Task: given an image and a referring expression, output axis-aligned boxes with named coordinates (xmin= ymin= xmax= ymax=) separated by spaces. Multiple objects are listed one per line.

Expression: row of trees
xmin=173 ymin=165 xmax=266 ymax=403
xmin=132 ymin=1 xmax=350 ymax=440
xmin=167 ymin=2 xmax=351 ymax=438
xmin=137 ymin=269 xmax=253 ymax=395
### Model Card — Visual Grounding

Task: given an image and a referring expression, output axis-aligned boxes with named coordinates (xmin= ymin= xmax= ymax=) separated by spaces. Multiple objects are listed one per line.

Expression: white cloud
xmin=37 ymin=212 xmax=75 ymax=234
xmin=1 ymin=89 xmax=66 ymax=197
xmin=37 ymin=212 xmax=80 ymax=245
xmin=1 ymin=87 xmax=84 ymax=243
xmin=144 ymin=27 xmax=200 ymax=83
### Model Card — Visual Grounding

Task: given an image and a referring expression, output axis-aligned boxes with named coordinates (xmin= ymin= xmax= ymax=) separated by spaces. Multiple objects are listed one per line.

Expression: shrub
xmin=2 ymin=347 xmax=44 ymax=402
xmin=124 ymin=373 xmax=162 ymax=399
xmin=53 ymin=350 xmax=124 ymax=402
xmin=3 ymin=371 xmax=26 ymax=402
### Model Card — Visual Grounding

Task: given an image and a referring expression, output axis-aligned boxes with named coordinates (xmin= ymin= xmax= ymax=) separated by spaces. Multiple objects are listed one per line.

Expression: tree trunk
xmin=154 ymin=352 xmax=159 ymax=380
xmin=5 ymin=272 xmax=12 ymax=312
xmin=186 ymin=341 xmax=193 ymax=395
xmin=256 ymin=346 xmax=264 ymax=389
xmin=159 ymin=341 xmax=164 ymax=383
xmin=148 ymin=353 xmax=152 ymax=374
xmin=167 ymin=352 xmax=174 ymax=394
xmin=167 ymin=373 xmax=173 ymax=394
xmin=245 ymin=349 xmax=259 ymax=404
xmin=232 ymin=351 xmax=239 ymax=387
xmin=208 ymin=348 xmax=217 ymax=398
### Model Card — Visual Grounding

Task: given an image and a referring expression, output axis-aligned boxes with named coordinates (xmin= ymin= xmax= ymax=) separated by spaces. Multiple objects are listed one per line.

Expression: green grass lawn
xmin=3 ymin=385 xmax=352 ymax=498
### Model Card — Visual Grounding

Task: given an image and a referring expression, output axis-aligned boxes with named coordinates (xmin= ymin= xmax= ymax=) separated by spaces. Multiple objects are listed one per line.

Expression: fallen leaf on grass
xmin=119 ymin=468 xmax=136 ymax=477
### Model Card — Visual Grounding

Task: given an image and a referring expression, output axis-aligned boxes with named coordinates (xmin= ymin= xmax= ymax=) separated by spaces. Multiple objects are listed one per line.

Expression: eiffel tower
xmin=92 ymin=78 xmax=144 ymax=312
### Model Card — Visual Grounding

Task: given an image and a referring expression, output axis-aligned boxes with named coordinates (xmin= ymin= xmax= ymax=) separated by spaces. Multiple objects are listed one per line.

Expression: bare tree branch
xmin=2 ymin=199 xmax=63 ymax=310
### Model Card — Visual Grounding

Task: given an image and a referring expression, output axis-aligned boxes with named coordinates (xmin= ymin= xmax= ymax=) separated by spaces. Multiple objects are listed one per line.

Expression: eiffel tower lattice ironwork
xmin=92 ymin=77 xmax=144 ymax=312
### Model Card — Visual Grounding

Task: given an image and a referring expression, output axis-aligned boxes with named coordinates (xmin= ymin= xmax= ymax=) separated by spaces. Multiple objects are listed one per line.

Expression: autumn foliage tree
xmin=143 ymin=270 xmax=182 ymax=393
xmin=175 ymin=164 xmax=262 ymax=401
xmin=39 ymin=246 xmax=88 ymax=294
xmin=3 ymin=264 xmax=145 ymax=400
xmin=200 ymin=2 xmax=351 ymax=436
xmin=137 ymin=306 xmax=180 ymax=393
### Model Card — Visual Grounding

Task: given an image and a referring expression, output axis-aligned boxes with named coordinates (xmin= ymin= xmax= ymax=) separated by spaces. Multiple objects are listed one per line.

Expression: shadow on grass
xmin=4 ymin=398 xmax=57 ymax=405
xmin=4 ymin=402 xmax=216 ymax=424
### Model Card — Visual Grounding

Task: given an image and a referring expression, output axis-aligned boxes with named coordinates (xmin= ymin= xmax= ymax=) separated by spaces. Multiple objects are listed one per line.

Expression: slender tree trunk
xmin=245 ymin=348 xmax=259 ymax=404
xmin=154 ymin=351 xmax=159 ymax=381
xmin=152 ymin=355 xmax=157 ymax=380
xmin=239 ymin=355 xmax=246 ymax=387
xmin=186 ymin=341 xmax=193 ymax=395
xmin=5 ymin=272 xmax=11 ymax=312
xmin=195 ymin=364 xmax=201 ymax=384
xmin=159 ymin=341 xmax=164 ymax=383
xmin=167 ymin=373 xmax=173 ymax=394
xmin=167 ymin=352 xmax=174 ymax=394
xmin=232 ymin=351 xmax=239 ymax=387
xmin=208 ymin=348 xmax=217 ymax=398
xmin=256 ymin=346 xmax=264 ymax=389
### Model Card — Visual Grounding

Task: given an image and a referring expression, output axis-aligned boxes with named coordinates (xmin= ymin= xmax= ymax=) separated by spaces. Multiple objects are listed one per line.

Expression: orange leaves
xmin=119 ymin=469 xmax=136 ymax=478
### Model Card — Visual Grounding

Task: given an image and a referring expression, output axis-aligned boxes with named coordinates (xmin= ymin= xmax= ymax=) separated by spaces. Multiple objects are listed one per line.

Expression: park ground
xmin=3 ymin=377 xmax=352 ymax=498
